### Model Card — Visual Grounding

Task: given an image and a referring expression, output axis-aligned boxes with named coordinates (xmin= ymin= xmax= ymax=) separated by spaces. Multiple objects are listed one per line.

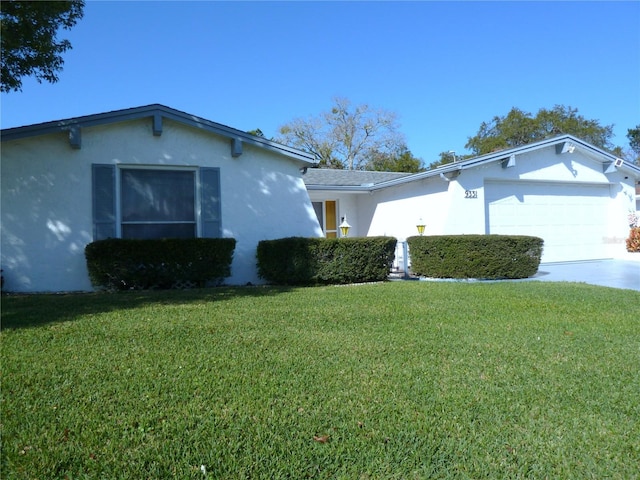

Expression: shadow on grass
xmin=0 ymin=285 xmax=296 ymax=330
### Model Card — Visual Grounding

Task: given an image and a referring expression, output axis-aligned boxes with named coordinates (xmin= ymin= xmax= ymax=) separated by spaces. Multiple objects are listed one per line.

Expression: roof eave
xmin=0 ymin=104 xmax=316 ymax=165
xmin=305 ymin=184 xmax=372 ymax=193
xmin=368 ymin=134 xmax=640 ymax=188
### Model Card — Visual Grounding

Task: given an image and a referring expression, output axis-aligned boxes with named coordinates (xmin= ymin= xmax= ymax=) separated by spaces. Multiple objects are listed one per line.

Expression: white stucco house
xmin=304 ymin=135 xmax=640 ymax=264
xmin=1 ymin=104 xmax=322 ymax=292
xmin=3 ymin=105 xmax=638 ymax=293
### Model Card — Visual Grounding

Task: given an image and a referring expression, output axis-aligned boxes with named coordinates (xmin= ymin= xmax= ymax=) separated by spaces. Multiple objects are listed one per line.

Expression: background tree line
xmin=277 ymin=99 xmax=640 ymax=172
xmin=430 ymin=106 xmax=639 ymax=169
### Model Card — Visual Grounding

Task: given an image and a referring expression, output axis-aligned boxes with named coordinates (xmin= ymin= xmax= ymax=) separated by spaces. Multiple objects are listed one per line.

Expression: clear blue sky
xmin=1 ymin=1 xmax=639 ymax=163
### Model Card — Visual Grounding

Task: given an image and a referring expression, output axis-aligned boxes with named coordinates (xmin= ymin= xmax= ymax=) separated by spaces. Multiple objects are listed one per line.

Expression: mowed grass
xmin=1 ymin=282 xmax=639 ymax=479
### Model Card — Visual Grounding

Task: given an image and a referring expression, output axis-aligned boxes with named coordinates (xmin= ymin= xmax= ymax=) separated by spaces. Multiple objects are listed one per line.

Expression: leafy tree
xmin=365 ymin=145 xmax=425 ymax=173
xmin=277 ymin=97 xmax=406 ymax=170
xmin=604 ymin=126 xmax=640 ymax=165
xmin=465 ymin=105 xmax=614 ymax=156
xmin=627 ymin=125 xmax=640 ymax=161
xmin=1 ymin=0 xmax=84 ymax=92
xmin=610 ymin=145 xmax=626 ymax=159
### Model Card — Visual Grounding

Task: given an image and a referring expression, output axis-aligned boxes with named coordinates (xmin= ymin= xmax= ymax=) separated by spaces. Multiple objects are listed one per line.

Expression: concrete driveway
xmin=531 ymin=255 xmax=640 ymax=291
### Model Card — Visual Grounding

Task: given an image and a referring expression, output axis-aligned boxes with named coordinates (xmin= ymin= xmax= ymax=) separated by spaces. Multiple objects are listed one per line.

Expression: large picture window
xmin=92 ymin=164 xmax=221 ymax=241
xmin=121 ymin=169 xmax=196 ymax=239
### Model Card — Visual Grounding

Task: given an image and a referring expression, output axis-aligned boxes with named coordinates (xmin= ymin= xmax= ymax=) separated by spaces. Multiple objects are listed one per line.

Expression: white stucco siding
xmin=442 ymin=169 xmax=486 ymax=234
xmin=364 ymin=178 xmax=456 ymax=239
xmin=1 ymin=118 xmax=321 ymax=292
xmin=1 ymin=133 xmax=95 ymax=292
xmin=516 ymin=148 xmax=614 ymax=184
xmin=220 ymin=143 xmax=323 ymax=284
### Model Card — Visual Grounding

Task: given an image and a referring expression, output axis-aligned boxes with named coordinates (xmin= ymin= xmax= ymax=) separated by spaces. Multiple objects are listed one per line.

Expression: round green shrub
xmin=257 ymin=236 xmax=397 ymax=285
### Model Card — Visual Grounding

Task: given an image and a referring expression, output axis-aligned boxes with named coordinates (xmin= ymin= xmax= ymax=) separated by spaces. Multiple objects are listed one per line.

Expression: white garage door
xmin=485 ymin=181 xmax=610 ymax=262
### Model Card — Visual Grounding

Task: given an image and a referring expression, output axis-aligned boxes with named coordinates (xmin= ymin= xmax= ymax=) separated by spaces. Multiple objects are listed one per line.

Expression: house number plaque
xmin=464 ymin=190 xmax=478 ymax=199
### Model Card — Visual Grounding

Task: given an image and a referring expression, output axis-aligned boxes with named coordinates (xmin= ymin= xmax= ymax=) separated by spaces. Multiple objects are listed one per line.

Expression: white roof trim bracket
xmin=231 ymin=138 xmax=243 ymax=158
xmin=603 ymin=158 xmax=624 ymax=174
xmin=68 ymin=126 xmax=81 ymax=149
xmin=439 ymin=169 xmax=461 ymax=182
xmin=501 ymin=154 xmax=516 ymax=169
xmin=556 ymin=141 xmax=576 ymax=154
xmin=152 ymin=113 xmax=163 ymax=136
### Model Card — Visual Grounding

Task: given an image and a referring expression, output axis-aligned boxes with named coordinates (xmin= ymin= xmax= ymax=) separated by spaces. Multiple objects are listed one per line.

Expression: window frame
xmin=92 ymin=163 xmax=221 ymax=241
xmin=312 ymin=200 xmax=339 ymax=238
xmin=117 ymin=165 xmax=199 ymax=239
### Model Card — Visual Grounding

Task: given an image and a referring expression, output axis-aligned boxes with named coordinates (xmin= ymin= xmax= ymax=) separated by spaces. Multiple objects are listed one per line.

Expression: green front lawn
xmin=2 ymin=282 xmax=639 ymax=479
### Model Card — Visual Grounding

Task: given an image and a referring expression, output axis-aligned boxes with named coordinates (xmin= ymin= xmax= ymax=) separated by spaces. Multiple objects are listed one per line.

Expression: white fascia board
xmin=484 ymin=177 xmax=617 ymax=187
xmin=619 ymin=161 xmax=640 ymax=178
xmin=366 ymin=165 xmax=461 ymax=190
xmin=305 ymin=185 xmax=372 ymax=194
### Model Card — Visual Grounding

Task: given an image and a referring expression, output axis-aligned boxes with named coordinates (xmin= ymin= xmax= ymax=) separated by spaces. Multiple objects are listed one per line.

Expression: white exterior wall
xmin=1 ymin=118 xmax=322 ymax=292
xmin=362 ymin=178 xmax=458 ymax=239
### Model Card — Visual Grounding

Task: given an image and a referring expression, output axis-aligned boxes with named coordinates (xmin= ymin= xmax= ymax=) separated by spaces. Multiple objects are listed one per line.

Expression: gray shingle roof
xmin=302 ymin=168 xmax=413 ymax=186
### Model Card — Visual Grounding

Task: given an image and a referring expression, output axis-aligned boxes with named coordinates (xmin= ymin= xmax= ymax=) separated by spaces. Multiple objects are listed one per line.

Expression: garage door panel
xmin=485 ymin=182 xmax=609 ymax=262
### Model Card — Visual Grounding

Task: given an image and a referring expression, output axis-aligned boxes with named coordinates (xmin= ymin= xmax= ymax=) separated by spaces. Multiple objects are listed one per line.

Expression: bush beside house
xmin=407 ymin=235 xmax=543 ymax=279
xmin=257 ymin=237 xmax=397 ymax=285
xmin=85 ymin=238 xmax=236 ymax=290
xmin=626 ymin=228 xmax=640 ymax=252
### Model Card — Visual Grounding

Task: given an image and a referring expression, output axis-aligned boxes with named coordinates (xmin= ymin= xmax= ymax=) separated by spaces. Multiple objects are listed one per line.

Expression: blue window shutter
xmin=200 ymin=167 xmax=221 ymax=238
xmin=92 ymin=164 xmax=116 ymax=240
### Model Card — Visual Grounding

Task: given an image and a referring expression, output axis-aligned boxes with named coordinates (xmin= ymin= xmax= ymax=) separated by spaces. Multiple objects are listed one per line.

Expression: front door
xmin=312 ymin=200 xmax=338 ymax=238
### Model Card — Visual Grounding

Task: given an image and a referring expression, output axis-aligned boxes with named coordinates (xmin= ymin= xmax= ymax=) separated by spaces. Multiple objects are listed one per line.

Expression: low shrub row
xmin=85 ymin=236 xmax=397 ymax=290
xmin=85 ymin=234 xmax=545 ymax=290
xmin=85 ymin=238 xmax=236 ymax=290
xmin=257 ymin=236 xmax=397 ymax=285
xmin=407 ymin=234 xmax=543 ymax=279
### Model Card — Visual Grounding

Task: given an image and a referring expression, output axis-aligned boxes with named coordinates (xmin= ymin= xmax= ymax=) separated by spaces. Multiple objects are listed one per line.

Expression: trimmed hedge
xmin=85 ymin=238 xmax=236 ymax=290
xmin=407 ymin=235 xmax=543 ymax=279
xmin=257 ymin=236 xmax=397 ymax=285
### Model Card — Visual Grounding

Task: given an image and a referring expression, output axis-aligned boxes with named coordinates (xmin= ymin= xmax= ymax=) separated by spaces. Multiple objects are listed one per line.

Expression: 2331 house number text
xmin=465 ymin=190 xmax=478 ymax=199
